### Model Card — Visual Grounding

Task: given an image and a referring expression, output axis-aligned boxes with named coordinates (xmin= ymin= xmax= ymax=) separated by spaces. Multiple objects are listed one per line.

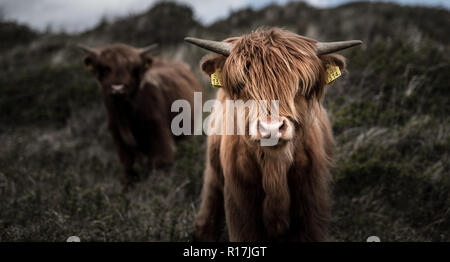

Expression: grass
xmin=330 ymin=118 xmax=449 ymax=241
xmin=0 ymin=110 xmax=205 ymax=241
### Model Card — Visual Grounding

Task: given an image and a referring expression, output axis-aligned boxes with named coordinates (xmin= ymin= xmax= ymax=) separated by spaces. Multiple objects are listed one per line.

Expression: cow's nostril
xmin=257 ymin=119 xmax=289 ymax=139
xmin=279 ymin=120 xmax=287 ymax=133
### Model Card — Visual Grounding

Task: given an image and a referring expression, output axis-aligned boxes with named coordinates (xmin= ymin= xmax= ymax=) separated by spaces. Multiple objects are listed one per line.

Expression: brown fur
xmin=82 ymin=44 xmax=202 ymax=189
xmin=193 ymin=28 xmax=345 ymax=241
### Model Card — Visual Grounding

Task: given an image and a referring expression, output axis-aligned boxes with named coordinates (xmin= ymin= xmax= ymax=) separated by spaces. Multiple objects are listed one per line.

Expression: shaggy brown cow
xmin=185 ymin=28 xmax=361 ymax=241
xmin=79 ymin=43 xmax=202 ymax=189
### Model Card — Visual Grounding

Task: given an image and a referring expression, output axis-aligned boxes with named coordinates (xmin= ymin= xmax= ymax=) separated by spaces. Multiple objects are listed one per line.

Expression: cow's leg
xmin=223 ymin=179 xmax=266 ymax=242
xmin=119 ymin=150 xmax=140 ymax=190
xmin=288 ymin=165 xmax=331 ymax=242
xmin=193 ymin=135 xmax=225 ymax=241
xmin=148 ymin=122 xmax=174 ymax=169
xmin=193 ymin=163 xmax=225 ymax=241
xmin=109 ymin=125 xmax=140 ymax=190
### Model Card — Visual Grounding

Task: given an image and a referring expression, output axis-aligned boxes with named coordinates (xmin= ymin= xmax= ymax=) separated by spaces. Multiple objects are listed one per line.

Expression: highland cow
xmin=185 ymin=28 xmax=361 ymax=241
xmin=79 ymin=43 xmax=202 ymax=189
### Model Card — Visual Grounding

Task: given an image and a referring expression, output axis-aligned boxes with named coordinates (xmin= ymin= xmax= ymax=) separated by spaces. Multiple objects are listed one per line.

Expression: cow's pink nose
xmin=111 ymin=84 xmax=125 ymax=94
xmin=258 ymin=118 xmax=288 ymax=139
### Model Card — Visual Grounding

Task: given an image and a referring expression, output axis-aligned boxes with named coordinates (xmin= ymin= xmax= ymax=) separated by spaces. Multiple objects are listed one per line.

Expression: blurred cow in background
xmin=186 ymin=28 xmax=361 ymax=241
xmin=79 ymin=43 xmax=202 ymax=190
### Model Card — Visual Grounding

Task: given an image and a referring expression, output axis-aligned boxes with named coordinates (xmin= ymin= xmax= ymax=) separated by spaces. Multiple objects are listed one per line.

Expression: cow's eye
xmin=245 ymin=61 xmax=251 ymax=72
xmin=232 ymin=81 xmax=245 ymax=96
xmin=97 ymin=65 xmax=111 ymax=79
xmin=236 ymin=81 xmax=245 ymax=91
xmin=132 ymin=66 xmax=143 ymax=79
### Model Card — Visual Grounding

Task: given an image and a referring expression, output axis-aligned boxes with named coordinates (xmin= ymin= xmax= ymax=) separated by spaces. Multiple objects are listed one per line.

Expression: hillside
xmin=0 ymin=1 xmax=448 ymax=241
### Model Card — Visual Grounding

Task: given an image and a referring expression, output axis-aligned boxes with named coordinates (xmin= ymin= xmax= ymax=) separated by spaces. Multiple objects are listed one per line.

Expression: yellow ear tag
xmin=326 ymin=64 xmax=341 ymax=84
xmin=86 ymin=64 xmax=94 ymax=72
xmin=211 ymin=69 xmax=223 ymax=88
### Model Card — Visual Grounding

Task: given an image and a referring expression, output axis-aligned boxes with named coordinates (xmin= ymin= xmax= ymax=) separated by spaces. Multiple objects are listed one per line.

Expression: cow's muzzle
xmin=110 ymin=84 xmax=126 ymax=95
xmin=250 ymin=116 xmax=294 ymax=146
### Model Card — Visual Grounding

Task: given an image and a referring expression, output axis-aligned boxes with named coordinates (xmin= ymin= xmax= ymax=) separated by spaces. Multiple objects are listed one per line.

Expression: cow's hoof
xmin=151 ymin=159 xmax=173 ymax=171
xmin=192 ymin=229 xmax=217 ymax=242
xmin=121 ymin=175 xmax=140 ymax=192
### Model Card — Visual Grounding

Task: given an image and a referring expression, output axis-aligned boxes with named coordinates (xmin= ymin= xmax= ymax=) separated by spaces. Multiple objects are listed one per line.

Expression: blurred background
xmin=0 ymin=0 xmax=448 ymax=241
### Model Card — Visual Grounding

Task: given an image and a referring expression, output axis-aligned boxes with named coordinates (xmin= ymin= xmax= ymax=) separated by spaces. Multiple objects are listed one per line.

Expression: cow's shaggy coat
xmin=81 ymin=44 xmax=202 ymax=189
xmin=192 ymin=28 xmax=349 ymax=241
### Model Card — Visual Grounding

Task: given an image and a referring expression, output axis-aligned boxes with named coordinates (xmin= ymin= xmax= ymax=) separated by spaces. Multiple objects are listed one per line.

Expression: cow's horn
xmin=77 ymin=44 xmax=100 ymax=56
xmin=316 ymin=40 xmax=363 ymax=55
xmin=184 ymin=37 xmax=231 ymax=56
xmin=139 ymin=44 xmax=158 ymax=55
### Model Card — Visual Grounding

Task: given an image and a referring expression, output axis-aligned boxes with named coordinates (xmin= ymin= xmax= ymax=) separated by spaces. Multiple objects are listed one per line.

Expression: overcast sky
xmin=0 ymin=0 xmax=448 ymax=33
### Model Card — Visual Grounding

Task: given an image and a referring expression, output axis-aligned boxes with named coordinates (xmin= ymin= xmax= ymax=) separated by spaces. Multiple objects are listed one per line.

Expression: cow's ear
xmin=83 ymin=56 xmax=96 ymax=72
xmin=141 ymin=54 xmax=153 ymax=69
xmin=320 ymin=53 xmax=346 ymax=72
xmin=200 ymin=54 xmax=226 ymax=75
xmin=310 ymin=54 xmax=346 ymax=99
xmin=318 ymin=54 xmax=346 ymax=91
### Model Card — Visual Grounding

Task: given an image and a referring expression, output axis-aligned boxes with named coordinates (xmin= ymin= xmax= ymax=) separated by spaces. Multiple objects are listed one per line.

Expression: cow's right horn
xmin=139 ymin=44 xmax=158 ymax=55
xmin=184 ymin=37 xmax=231 ymax=56
xmin=77 ymin=44 xmax=100 ymax=56
xmin=315 ymin=40 xmax=363 ymax=55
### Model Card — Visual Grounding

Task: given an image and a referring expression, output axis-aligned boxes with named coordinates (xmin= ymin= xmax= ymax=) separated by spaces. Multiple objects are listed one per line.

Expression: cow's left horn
xmin=316 ymin=40 xmax=363 ymax=55
xmin=77 ymin=44 xmax=100 ymax=56
xmin=139 ymin=44 xmax=158 ymax=55
xmin=184 ymin=37 xmax=231 ymax=56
